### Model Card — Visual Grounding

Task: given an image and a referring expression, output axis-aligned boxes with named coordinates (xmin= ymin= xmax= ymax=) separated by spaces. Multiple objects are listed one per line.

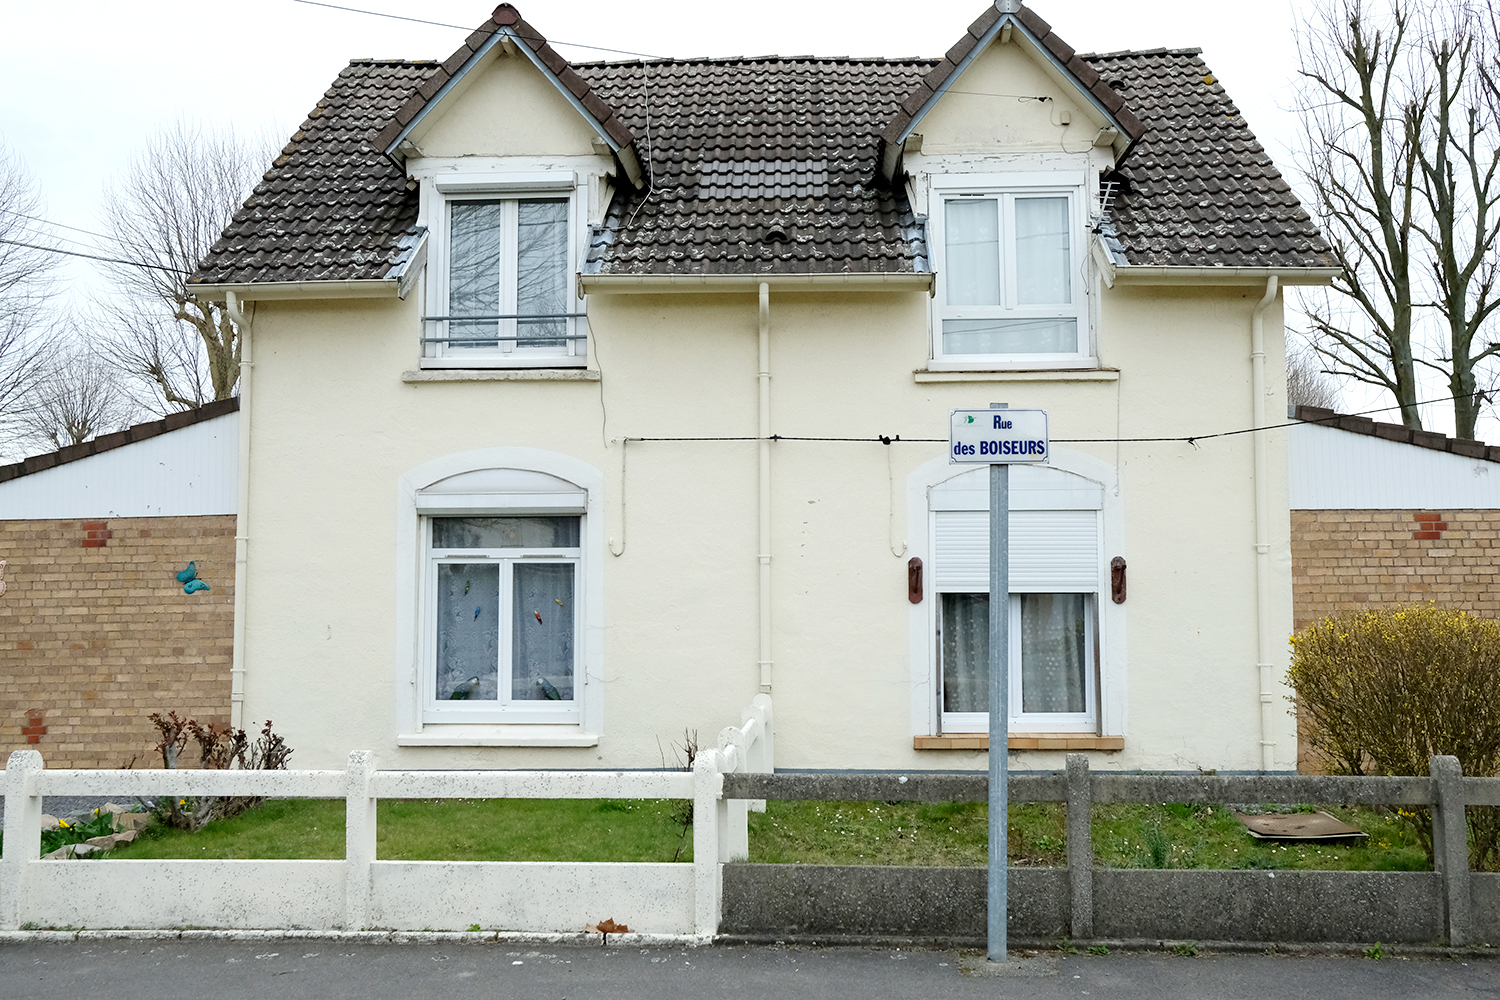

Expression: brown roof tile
xmin=1294 ymin=405 xmax=1496 ymax=462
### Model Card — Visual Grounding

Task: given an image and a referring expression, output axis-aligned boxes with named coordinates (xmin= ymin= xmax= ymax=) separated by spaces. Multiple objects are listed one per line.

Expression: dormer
xmin=373 ymin=4 xmax=643 ymax=370
xmin=885 ymin=2 xmax=1145 ymax=372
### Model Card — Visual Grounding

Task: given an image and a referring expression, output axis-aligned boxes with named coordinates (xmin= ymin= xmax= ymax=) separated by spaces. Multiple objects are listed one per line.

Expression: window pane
xmin=449 ymin=202 xmax=505 ymax=347
xmin=942 ymin=318 xmax=1078 ymax=354
xmin=1020 ymin=593 xmax=1088 ymax=714
xmin=513 ymin=563 xmax=575 ymax=701
xmin=432 ymin=516 xmax=580 ymax=549
xmin=941 ymin=593 xmax=989 ymax=713
xmin=435 ymin=563 xmax=499 ymax=702
xmin=516 ymin=199 xmax=569 ymax=348
xmin=944 ymin=199 xmax=1001 ymax=306
xmin=1014 ymin=197 xmax=1071 ymax=305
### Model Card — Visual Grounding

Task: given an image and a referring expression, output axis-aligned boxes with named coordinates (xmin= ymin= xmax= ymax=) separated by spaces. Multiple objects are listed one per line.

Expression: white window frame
xmin=422 ymin=172 xmax=587 ymax=369
xmin=906 ymin=450 xmax=1127 ymax=743
xmin=421 ymin=525 xmax=582 ymax=725
xmin=929 ymin=172 xmax=1089 ymax=370
xmin=396 ymin=449 xmax=604 ymax=747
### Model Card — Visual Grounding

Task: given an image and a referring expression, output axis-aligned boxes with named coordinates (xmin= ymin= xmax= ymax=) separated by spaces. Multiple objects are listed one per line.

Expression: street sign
xmin=949 ymin=408 xmax=1049 ymax=464
xmin=952 ymin=404 xmax=1051 ymax=966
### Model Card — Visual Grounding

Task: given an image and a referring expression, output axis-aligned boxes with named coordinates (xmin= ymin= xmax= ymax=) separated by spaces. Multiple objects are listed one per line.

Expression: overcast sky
xmin=4 ymin=0 xmax=1462 ymax=434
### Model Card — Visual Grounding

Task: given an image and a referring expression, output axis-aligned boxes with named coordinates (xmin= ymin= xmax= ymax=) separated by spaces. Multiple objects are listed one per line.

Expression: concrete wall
xmin=722 ymin=865 xmax=1493 ymax=946
xmin=1291 ymin=508 xmax=1500 ymax=631
xmin=0 ymin=516 xmax=235 ymax=768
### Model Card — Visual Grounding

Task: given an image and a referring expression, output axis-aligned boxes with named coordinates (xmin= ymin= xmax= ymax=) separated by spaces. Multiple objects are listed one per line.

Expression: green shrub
xmin=1287 ymin=604 xmax=1500 ymax=869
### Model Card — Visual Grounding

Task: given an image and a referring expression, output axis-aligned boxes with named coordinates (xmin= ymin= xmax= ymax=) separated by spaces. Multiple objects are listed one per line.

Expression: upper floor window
xmin=423 ymin=173 xmax=585 ymax=368
xmin=931 ymin=176 xmax=1087 ymax=368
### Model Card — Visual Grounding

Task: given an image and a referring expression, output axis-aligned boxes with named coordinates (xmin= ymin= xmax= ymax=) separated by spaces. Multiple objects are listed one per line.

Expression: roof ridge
xmin=0 ymin=398 xmax=241 ymax=485
xmin=1081 ymin=46 xmax=1204 ymax=59
xmin=572 ymin=55 xmax=943 ymax=68
xmin=1293 ymin=405 xmax=1497 ymax=462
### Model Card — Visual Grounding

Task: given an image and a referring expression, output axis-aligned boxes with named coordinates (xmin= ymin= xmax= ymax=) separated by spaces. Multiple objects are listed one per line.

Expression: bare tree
xmin=15 ymin=327 xmax=138 ymax=451
xmin=1297 ymin=0 xmax=1500 ymax=440
xmin=97 ymin=120 xmax=274 ymax=411
xmin=1287 ymin=343 xmax=1343 ymax=411
xmin=0 ymin=141 xmax=62 ymax=441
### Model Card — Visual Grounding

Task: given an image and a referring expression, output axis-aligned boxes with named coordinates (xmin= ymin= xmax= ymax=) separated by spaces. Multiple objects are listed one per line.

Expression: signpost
xmin=949 ymin=404 xmax=1049 ymax=964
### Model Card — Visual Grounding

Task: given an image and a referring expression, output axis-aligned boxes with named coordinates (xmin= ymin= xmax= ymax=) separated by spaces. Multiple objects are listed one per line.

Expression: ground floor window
xmin=939 ymin=592 xmax=1096 ymax=731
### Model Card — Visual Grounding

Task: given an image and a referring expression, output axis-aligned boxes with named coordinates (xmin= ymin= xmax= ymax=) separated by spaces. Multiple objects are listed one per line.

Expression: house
xmin=184 ymin=1 xmax=1335 ymax=773
xmin=0 ymin=400 xmax=238 ymax=767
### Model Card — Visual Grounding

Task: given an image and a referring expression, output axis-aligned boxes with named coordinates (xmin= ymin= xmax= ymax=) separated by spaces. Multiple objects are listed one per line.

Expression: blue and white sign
xmin=949 ymin=408 xmax=1049 ymax=464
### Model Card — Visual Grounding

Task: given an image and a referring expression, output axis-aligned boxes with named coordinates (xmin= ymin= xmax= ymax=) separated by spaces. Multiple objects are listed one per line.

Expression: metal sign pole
xmin=988 ymin=401 xmax=1009 ymax=964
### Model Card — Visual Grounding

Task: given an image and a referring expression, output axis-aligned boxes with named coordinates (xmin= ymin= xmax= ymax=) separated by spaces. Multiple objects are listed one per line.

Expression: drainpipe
xmin=758 ymin=282 xmax=773 ymax=693
xmin=1250 ymin=275 xmax=1279 ymax=772
xmin=224 ymin=291 xmax=253 ymax=731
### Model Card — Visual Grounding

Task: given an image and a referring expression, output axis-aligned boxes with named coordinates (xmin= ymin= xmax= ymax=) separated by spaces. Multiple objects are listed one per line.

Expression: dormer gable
xmin=880 ymin=0 xmax=1144 ymax=180
xmin=374 ymin=4 xmax=644 ymax=188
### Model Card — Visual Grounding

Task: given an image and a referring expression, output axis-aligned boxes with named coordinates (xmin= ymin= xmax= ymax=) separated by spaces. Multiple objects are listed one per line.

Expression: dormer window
xmin=422 ymin=173 xmax=586 ymax=368
xmin=930 ymin=175 xmax=1089 ymax=369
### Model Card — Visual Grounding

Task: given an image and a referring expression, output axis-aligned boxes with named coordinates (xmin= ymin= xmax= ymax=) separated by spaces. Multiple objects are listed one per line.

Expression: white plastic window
xmin=424 ymin=515 xmax=582 ymax=724
xmin=935 ymin=188 xmax=1085 ymax=364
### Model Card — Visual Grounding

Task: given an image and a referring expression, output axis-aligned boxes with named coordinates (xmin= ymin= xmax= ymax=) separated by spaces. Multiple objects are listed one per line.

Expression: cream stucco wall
xmin=240 ymin=280 xmax=1296 ymax=774
xmin=913 ymin=34 xmax=1111 ymax=156
xmin=411 ymin=46 xmax=600 ymax=159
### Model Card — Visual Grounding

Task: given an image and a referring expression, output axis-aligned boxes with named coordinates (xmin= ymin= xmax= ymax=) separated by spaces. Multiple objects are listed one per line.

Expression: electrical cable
xmin=619 ymin=390 xmax=1494 ymax=448
xmin=0 ymin=238 xmax=189 ymax=275
xmin=288 ymin=0 xmax=669 ymax=59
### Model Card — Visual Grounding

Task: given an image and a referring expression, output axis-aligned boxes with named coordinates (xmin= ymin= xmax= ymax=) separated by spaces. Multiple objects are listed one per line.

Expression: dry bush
xmin=147 ymin=713 xmax=293 ymax=831
xmin=1288 ymin=604 xmax=1500 ymax=869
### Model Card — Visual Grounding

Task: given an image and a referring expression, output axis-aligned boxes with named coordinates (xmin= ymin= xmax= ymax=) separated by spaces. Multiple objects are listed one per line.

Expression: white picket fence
xmin=0 ymin=696 xmax=773 ymax=937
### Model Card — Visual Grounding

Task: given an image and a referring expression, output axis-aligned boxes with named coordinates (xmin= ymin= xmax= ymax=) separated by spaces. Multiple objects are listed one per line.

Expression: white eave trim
xmin=1110 ymin=266 xmax=1340 ymax=287
xmin=187 ymin=280 xmax=400 ymax=302
xmin=579 ymin=272 xmax=936 ymax=294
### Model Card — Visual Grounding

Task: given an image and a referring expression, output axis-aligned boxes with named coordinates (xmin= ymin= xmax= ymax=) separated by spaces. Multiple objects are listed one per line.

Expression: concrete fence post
xmin=344 ymin=750 xmax=377 ymax=931
xmin=1065 ymin=753 xmax=1094 ymax=940
xmin=717 ymin=729 xmax=750 ymax=862
xmin=693 ymin=750 xmax=723 ymax=937
xmin=743 ymin=695 xmax=772 ymax=812
xmin=1429 ymin=754 xmax=1470 ymax=946
xmin=1 ymin=750 xmax=44 ymax=930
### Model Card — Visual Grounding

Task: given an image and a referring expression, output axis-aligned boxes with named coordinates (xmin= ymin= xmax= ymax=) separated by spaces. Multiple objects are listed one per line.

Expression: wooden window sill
xmin=914 ymin=734 xmax=1124 ymax=751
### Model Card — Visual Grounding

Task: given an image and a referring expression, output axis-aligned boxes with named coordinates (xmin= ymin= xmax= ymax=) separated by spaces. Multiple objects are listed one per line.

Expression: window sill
xmin=914 ymin=734 xmax=1124 ymax=751
xmin=913 ymin=368 xmax=1120 ymax=383
xmin=398 ymin=728 xmax=599 ymax=747
xmin=402 ymin=369 xmax=601 ymax=383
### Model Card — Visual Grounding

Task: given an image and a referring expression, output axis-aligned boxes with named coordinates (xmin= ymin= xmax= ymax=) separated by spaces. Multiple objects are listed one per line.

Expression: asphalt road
xmin=0 ymin=940 xmax=1495 ymax=1000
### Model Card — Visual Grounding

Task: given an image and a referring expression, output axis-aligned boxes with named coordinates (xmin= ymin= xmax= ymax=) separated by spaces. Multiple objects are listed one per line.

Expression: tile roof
xmin=1089 ymin=48 xmax=1330 ymax=269
xmin=579 ymin=57 xmax=933 ymax=275
xmin=190 ymin=3 xmax=1330 ymax=287
xmin=1293 ymin=406 xmax=1499 ymax=463
xmin=0 ymin=398 xmax=240 ymax=485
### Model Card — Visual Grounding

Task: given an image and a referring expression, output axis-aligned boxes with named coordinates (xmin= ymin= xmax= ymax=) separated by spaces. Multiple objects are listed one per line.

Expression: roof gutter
xmin=1110 ymin=266 xmax=1339 ymax=287
xmin=579 ymin=273 xmax=935 ymax=295
xmin=187 ymin=280 xmax=400 ymax=302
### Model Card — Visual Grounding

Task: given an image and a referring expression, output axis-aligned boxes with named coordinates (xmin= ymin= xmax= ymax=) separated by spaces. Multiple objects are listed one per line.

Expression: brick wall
xmin=1292 ymin=508 xmax=1500 ymax=772
xmin=1291 ymin=508 xmax=1500 ymax=631
xmin=0 ymin=516 xmax=235 ymax=769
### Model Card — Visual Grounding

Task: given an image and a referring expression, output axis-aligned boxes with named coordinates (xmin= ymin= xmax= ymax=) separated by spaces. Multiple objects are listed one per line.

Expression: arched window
xmin=396 ymin=450 xmax=603 ymax=745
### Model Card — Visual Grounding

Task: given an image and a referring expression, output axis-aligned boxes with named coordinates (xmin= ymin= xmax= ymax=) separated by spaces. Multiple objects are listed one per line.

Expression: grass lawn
xmin=103 ymin=796 xmax=1431 ymax=870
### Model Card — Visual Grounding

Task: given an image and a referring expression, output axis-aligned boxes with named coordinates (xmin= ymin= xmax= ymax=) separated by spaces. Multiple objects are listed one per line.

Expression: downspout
xmin=224 ymin=291 xmax=253 ymax=731
xmin=758 ymin=282 xmax=773 ymax=692
xmin=1250 ymin=275 xmax=1279 ymax=772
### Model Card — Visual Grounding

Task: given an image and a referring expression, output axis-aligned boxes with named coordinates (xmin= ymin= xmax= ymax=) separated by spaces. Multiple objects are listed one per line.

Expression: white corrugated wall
xmin=0 ymin=412 xmax=238 ymax=519
xmin=1288 ymin=420 xmax=1500 ymax=510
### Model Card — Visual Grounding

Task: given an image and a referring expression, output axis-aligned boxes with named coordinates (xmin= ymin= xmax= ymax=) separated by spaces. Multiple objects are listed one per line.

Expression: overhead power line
xmin=0 ymin=238 xmax=189 ymax=276
xmin=289 ymin=0 xmax=668 ymax=59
